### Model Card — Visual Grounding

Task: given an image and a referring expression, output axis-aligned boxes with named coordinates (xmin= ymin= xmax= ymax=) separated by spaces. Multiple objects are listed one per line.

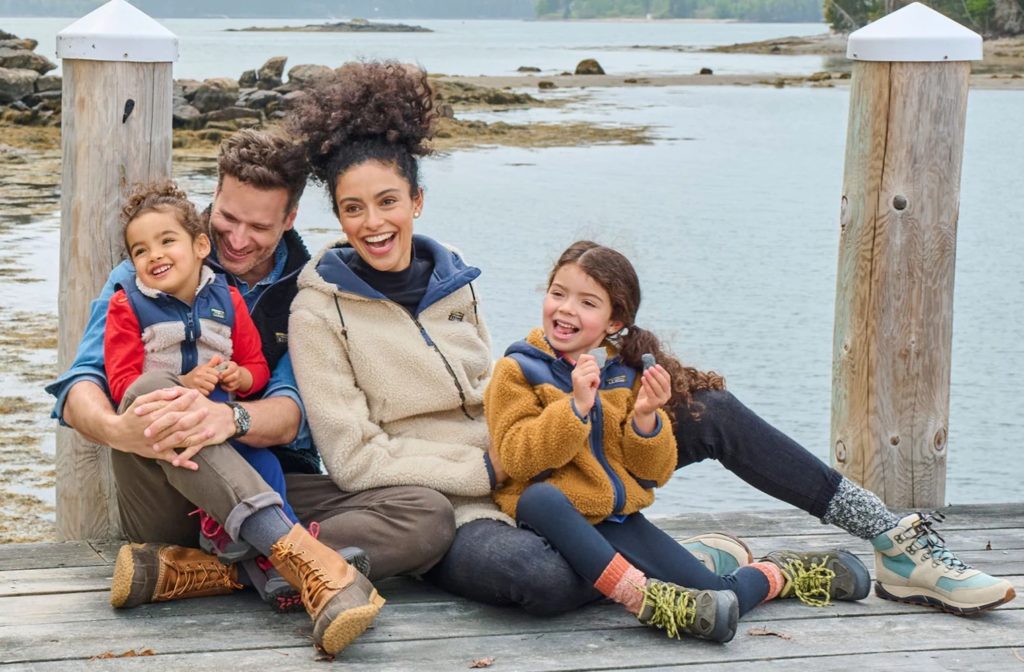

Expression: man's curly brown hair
xmin=286 ymin=61 xmax=436 ymax=214
xmin=217 ymin=129 xmax=308 ymax=213
xmin=120 ymin=181 xmax=205 ymax=253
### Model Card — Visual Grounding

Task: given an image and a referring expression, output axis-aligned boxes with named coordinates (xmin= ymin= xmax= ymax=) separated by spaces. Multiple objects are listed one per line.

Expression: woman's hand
xmin=633 ymin=364 xmax=671 ymax=434
xmin=571 ymin=353 xmax=601 ymax=417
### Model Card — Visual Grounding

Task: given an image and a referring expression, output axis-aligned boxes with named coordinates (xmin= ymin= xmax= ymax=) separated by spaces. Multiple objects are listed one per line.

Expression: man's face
xmin=209 ymin=175 xmax=296 ymax=285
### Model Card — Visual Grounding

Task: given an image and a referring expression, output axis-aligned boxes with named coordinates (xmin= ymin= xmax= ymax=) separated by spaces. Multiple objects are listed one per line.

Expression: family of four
xmin=47 ymin=61 xmax=1015 ymax=656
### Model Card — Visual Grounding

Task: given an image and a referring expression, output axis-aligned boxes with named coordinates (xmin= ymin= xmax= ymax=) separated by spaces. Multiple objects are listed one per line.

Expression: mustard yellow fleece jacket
xmin=485 ymin=328 xmax=676 ymax=524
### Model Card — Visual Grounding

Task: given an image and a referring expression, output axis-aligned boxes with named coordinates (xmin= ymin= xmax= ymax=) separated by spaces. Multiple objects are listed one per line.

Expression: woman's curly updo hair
xmin=286 ymin=60 xmax=436 ymax=215
xmin=550 ymin=241 xmax=726 ymax=425
xmin=120 ymin=180 xmax=205 ymax=253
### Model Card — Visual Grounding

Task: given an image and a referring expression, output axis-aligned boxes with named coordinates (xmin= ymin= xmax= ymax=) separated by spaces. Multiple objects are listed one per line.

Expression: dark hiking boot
xmin=762 ymin=548 xmax=871 ymax=606
xmin=636 ymin=579 xmax=739 ymax=643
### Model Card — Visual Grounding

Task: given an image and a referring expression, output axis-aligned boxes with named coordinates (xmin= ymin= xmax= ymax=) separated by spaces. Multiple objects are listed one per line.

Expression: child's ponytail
xmin=615 ymin=325 xmax=725 ymax=422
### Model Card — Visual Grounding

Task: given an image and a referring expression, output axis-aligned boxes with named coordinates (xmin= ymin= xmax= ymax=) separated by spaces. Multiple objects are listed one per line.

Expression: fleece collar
xmin=315 ymin=234 xmax=481 ymax=315
xmin=135 ymin=264 xmax=215 ymax=300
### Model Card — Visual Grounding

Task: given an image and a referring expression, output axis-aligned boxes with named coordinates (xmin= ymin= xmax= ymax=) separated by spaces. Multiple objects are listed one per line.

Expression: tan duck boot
xmin=269 ymin=524 xmax=385 ymax=655
xmin=110 ymin=543 xmax=242 ymax=608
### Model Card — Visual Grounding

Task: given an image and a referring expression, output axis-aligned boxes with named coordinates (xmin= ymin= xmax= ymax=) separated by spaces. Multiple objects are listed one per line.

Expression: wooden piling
xmin=831 ymin=3 xmax=982 ymax=508
xmin=55 ymin=0 xmax=177 ymax=540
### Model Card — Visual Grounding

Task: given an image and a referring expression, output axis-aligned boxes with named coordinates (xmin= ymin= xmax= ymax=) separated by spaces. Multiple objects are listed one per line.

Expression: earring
xmin=414 ymin=211 xmax=421 ymax=218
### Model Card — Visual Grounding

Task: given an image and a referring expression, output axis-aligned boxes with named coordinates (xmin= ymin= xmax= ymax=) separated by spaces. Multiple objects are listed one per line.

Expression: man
xmin=47 ymin=130 xmax=454 ymax=650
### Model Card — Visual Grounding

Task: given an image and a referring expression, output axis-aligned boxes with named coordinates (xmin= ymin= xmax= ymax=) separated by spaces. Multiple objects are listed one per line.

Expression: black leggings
xmin=516 ymin=483 xmax=770 ymax=616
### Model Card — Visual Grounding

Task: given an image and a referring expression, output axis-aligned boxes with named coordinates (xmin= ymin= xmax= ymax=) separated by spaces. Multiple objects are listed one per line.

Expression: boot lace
xmin=163 ymin=560 xmax=241 ymax=600
xmin=640 ymin=581 xmax=697 ymax=639
xmin=899 ymin=512 xmax=971 ymax=573
xmin=780 ymin=558 xmax=836 ymax=607
xmin=189 ymin=508 xmax=232 ymax=553
xmin=273 ymin=542 xmax=340 ymax=611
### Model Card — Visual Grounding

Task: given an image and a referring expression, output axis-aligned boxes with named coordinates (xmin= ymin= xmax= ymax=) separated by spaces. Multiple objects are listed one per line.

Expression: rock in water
xmin=575 ymin=59 xmax=605 ymax=75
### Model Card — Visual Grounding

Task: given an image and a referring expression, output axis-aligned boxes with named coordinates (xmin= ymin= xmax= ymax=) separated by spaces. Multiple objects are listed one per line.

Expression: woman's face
xmin=334 ymin=160 xmax=423 ymax=273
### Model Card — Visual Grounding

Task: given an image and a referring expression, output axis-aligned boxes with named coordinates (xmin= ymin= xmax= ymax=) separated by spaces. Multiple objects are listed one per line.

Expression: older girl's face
xmin=334 ymin=161 xmax=423 ymax=273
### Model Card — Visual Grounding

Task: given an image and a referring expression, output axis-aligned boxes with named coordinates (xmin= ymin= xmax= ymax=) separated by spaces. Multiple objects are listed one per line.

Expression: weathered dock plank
xmin=1 ymin=505 xmax=1020 ymax=670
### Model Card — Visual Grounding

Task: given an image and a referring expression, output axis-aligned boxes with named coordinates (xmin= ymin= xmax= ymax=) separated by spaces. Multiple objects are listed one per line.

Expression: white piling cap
xmin=57 ymin=0 xmax=178 ymax=63
xmin=847 ymin=2 xmax=982 ymax=62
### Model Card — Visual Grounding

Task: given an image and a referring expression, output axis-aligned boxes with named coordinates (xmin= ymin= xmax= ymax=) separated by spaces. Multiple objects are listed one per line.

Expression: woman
xmin=287 ymin=61 xmax=1014 ymax=619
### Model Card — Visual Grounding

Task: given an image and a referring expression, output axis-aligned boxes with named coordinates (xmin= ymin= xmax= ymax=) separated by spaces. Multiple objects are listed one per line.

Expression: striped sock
xmin=594 ymin=553 xmax=647 ymax=614
xmin=750 ymin=561 xmax=785 ymax=602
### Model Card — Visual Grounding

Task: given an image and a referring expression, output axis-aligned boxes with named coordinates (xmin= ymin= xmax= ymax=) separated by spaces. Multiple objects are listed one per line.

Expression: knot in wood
xmin=835 ymin=440 xmax=847 ymax=463
xmin=933 ymin=428 xmax=947 ymax=452
xmin=889 ymin=435 xmax=900 ymax=446
xmin=893 ymin=195 xmax=908 ymax=211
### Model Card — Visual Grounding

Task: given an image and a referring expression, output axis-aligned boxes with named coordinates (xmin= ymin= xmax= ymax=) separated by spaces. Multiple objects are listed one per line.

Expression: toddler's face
xmin=126 ymin=211 xmax=210 ymax=303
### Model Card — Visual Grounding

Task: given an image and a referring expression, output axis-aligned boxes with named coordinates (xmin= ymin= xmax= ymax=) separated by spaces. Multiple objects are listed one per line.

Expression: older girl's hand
xmin=571 ymin=353 xmax=601 ymax=417
xmin=633 ymin=364 xmax=671 ymax=433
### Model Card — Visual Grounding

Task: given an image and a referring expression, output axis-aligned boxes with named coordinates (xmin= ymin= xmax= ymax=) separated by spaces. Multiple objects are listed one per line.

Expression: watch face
xmin=232 ymin=403 xmax=251 ymax=437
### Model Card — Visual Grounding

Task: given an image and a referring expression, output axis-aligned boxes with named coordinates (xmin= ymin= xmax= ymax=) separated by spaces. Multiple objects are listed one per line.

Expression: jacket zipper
xmin=590 ymin=396 xmax=626 ymax=514
xmin=180 ymin=298 xmax=201 ymax=373
xmin=412 ymin=315 xmax=474 ymax=421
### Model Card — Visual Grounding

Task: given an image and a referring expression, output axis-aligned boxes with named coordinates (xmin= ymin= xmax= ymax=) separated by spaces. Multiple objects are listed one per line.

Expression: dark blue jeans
xmin=425 ymin=389 xmax=842 ymax=615
xmin=516 ymin=483 xmax=769 ymax=616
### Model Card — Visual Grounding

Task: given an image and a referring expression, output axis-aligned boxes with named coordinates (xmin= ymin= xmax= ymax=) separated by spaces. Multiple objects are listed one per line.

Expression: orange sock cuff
xmin=750 ymin=561 xmax=785 ymax=602
xmin=594 ymin=553 xmax=631 ymax=597
xmin=595 ymin=554 xmax=647 ymax=614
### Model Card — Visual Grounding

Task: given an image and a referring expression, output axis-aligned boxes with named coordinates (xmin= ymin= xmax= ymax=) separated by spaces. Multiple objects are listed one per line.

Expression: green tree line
xmin=824 ymin=0 xmax=1023 ymax=36
xmin=535 ymin=0 xmax=823 ymax=21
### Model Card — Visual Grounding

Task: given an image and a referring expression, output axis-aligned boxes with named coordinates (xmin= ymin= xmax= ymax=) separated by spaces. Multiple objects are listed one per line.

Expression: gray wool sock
xmin=821 ymin=478 xmax=901 ymax=540
xmin=238 ymin=505 xmax=295 ymax=556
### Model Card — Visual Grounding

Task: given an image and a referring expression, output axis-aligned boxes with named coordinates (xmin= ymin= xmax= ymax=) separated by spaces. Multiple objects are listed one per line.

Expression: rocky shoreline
xmin=227 ymin=18 xmax=431 ymax=32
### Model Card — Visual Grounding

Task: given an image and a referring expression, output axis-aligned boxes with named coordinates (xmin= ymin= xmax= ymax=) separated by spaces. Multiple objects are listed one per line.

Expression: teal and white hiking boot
xmin=762 ymin=549 xmax=871 ymax=605
xmin=636 ymin=579 xmax=739 ymax=643
xmin=873 ymin=512 xmax=1016 ymax=616
xmin=681 ymin=532 xmax=753 ymax=575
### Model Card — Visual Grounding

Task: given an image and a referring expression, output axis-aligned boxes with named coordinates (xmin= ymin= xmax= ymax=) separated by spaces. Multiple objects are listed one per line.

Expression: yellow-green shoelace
xmin=780 ymin=558 xmax=837 ymax=607
xmin=641 ymin=581 xmax=697 ymax=639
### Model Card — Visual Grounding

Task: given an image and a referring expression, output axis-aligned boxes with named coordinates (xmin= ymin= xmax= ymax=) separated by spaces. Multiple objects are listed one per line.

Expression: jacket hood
xmin=302 ymin=234 xmax=481 ymax=314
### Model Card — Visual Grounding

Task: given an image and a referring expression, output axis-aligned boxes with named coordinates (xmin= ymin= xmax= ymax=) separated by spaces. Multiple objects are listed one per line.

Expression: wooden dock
xmin=2 ymin=503 xmax=1021 ymax=670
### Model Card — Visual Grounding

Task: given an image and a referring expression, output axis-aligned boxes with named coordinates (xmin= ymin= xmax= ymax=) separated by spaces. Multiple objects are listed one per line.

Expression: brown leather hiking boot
xmin=269 ymin=524 xmax=385 ymax=655
xmin=110 ymin=543 xmax=242 ymax=609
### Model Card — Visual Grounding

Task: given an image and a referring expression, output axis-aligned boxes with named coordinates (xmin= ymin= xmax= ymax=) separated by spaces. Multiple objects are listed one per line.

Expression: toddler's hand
xmin=180 ymin=355 xmax=223 ymax=397
xmin=571 ymin=353 xmax=601 ymax=417
xmin=218 ymin=361 xmax=242 ymax=392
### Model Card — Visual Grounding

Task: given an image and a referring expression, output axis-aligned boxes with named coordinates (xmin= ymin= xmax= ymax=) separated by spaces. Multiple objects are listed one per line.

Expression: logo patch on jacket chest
xmin=605 ymin=374 xmax=628 ymax=386
xmin=448 ymin=311 xmax=465 ymax=322
xmin=210 ymin=308 xmax=226 ymax=319
xmin=275 ymin=332 xmax=288 ymax=344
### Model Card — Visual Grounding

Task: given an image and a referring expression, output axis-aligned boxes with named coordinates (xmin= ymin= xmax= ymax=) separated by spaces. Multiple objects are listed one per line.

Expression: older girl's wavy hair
xmin=286 ymin=60 xmax=436 ymax=215
xmin=549 ymin=241 xmax=726 ymax=424
xmin=120 ymin=181 xmax=205 ymax=254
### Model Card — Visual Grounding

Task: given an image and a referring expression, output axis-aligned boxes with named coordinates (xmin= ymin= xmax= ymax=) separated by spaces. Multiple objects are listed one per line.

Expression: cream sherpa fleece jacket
xmin=290 ymin=236 xmax=511 ymax=528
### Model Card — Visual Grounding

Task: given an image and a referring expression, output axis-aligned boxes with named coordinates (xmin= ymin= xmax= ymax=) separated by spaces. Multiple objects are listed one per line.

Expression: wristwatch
xmin=227 ymin=402 xmax=251 ymax=439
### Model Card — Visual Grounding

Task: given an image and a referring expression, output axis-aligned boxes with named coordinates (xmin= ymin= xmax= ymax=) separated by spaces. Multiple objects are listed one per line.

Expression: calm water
xmin=1 ymin=17 xmax=1021 ymax=515
xmin=6 ymin=17 xmax=829 ymax=77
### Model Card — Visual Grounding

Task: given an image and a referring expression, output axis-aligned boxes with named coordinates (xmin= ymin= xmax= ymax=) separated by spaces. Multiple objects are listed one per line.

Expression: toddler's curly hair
xmin=120 ymin=181 xmax=205 ymax=253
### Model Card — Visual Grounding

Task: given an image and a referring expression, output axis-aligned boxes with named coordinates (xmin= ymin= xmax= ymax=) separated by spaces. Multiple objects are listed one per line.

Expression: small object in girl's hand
xmin=642 ymin=353 xmax=656 ymax=371
xmin=587 ymin=348 xmax=607 ymax=369
xmin=215 ymin=362 xmax=230 ymax=373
